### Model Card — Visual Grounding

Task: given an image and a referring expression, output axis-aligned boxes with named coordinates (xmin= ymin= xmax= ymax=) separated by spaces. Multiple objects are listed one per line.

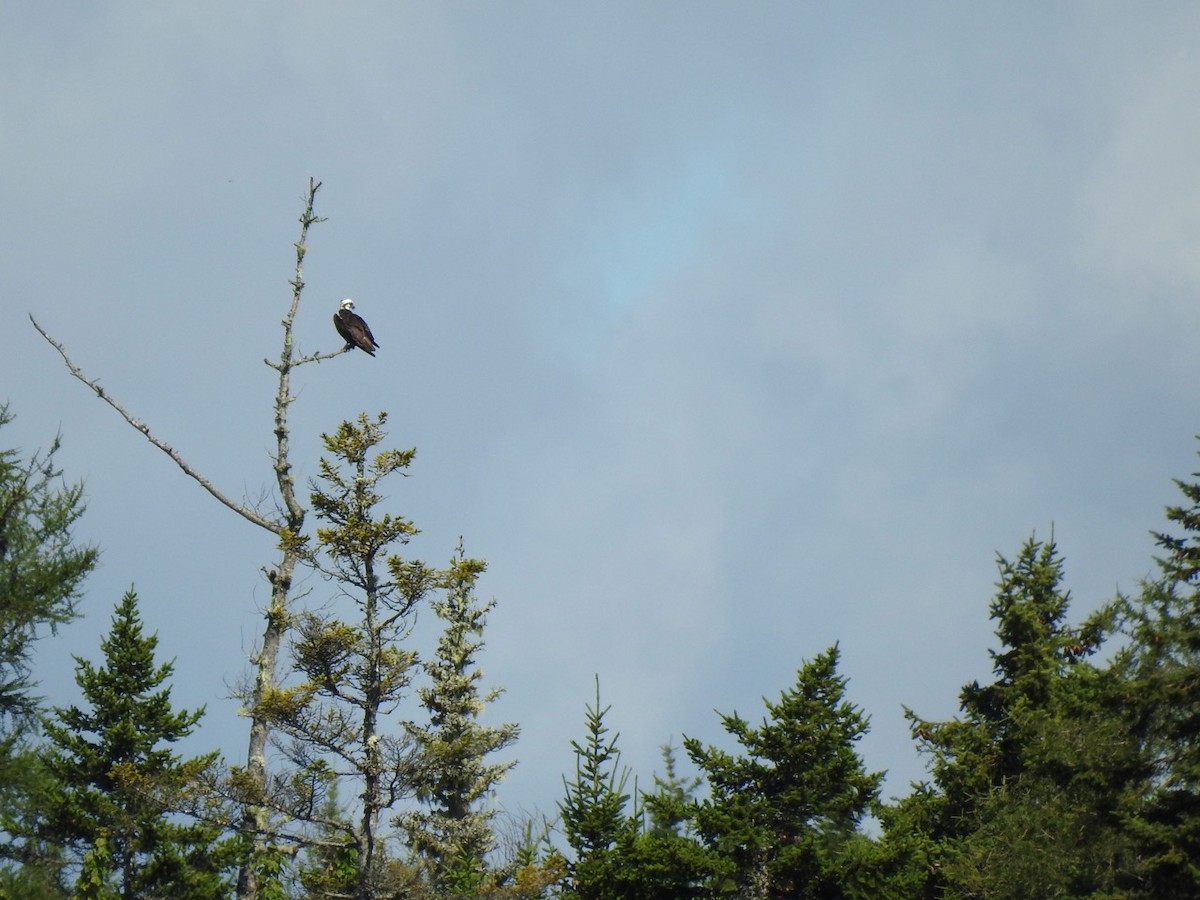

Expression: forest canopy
xmin=3 ymin=393 xmax=1200 ymax=897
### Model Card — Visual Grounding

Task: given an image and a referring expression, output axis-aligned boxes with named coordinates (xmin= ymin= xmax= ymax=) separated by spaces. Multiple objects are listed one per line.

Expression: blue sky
xmin=4 ymin=3 xmax=1200 ymax=832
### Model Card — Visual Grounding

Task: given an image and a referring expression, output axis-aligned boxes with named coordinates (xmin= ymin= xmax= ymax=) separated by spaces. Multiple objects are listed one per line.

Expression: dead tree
xmin=32 ymin=178 xmax=349 ymax=899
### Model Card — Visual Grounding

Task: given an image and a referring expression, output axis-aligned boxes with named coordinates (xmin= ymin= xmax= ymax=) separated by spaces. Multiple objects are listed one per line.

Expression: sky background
xmin=4 ymin=2 xmax=1200 ymax=839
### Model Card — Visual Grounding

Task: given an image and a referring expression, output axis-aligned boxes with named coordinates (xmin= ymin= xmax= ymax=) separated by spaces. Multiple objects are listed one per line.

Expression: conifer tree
xmin=557 ymin=678 xmax=638 ymax=899
xmin=896 ymin=537 xmax=1142 ymax=898
xmin=398 ymin=543 xmax=518 ymax=895
xmin=295 ymin=784 xmax=359 ymax=899
xmin=493 ymin=819 xmax=566 ymax=900
xmin=0 ymin=405 xmax=98 ymax=890
xmin=623 ymin=743 xmax=715 ymax=898
xmin=913 ymin=539 xmax=1084 ymax=811
xmin=684 ymin=646 xmax=882 ymax=898
xmin=0 ymin=404 xmax=98 ymax=743
xmin=641 ymin=742 xmax=700 ymax=838
xmin=263 ymin=412 xmax=436 ymax=899
xmin=1119 ymin=449 xmax=1200 ymax=897
xmin=38 ymin=590 xmax=232 ymax=898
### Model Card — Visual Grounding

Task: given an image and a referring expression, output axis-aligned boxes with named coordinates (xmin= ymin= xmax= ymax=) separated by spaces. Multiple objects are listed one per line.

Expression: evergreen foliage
xmin=685 ymin=646 xmax=882 ymax=898
xmin=558 ymin=707 xmax=718 ymax=899
xmin=1118 ymin=450 xmax=1200 ymax=897
xmin=265 ymin=412 xmax=433 ymax=898
xmin=642 ymin=742 xmax=701 ymax=838
xmin=557 ymin=676 xmax=636 ymax=898
xmin=620 ymin=743 xmax=715 ymax=898
xmin=258 ymin=413 xmax=520 ymax=897
xmin=0 ymin=405 xmax=98 ymax=892
xmin=37 ymin=590 xmax=232 ymax=898
xmin=398 ymin=543 xmax=519 ymax=895
xmin=0 ymin=404 xmax=98 ymax=742
xmin=896 ymin=537 xmax=1143 ymax=898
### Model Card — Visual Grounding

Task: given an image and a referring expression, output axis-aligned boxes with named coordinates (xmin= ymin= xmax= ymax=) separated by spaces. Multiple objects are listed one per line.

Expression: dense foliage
xmin=0 ymin=404 xmax=98 ymax=744
xmin=5 ymin=396 xmax=1200 ymax=897
xmin=0 ymin=407 xmax=99 ymax=897
xmin=37 ymin=590 xmax=233 ymax=897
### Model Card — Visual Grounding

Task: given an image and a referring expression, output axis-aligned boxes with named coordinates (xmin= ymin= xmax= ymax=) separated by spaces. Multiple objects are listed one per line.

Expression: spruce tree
xmin=0 ymin=403 xmax=98 ymax=742
xmin=684 ymin=646 xmax=882 ymax=898
xmin=0 ymin=405 xmax=98 ymax=891
xmin=263 ymin=412 xmax=435 ymax=899
xmin=642 ymin=742 xmax=700 ymax=838
xmin=895 ymin=537 xmax=1142 ymax=898
xmin=398 ymin=543 xmax=518 ymax=895
xmin=557 ymin=678 xmax=638 ymax=899
xmin=914 ymin=539 xmax=1084 ymax=815
xmin=623 ymin=743 xmax=715 ymax=899
xmin=558 ymin=710 xmax=719 ymax=899
xmin=1118 ymin=448 xmax=1200 ymax=897
xmin=38 ymin=590 xmax=232 ymax=898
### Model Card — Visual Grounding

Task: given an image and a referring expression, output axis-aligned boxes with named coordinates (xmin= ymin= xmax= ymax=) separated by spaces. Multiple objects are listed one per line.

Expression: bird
xmin=333 ymin=298 xmax=380 ymax=356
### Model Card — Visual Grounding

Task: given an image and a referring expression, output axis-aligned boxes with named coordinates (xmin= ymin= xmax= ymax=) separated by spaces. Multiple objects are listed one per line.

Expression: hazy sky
xmin=4 ymin=3 xmax=1200 ymax=831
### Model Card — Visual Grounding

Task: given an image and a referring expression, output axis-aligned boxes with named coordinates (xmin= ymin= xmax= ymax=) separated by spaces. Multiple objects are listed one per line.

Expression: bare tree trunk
xmin=236 ymin=179 xmax=329 ymax=899
xmin=236 ymin=552 xmax=298 ymax=899
xmin=357 ymin=548 xmax=383 ymax=899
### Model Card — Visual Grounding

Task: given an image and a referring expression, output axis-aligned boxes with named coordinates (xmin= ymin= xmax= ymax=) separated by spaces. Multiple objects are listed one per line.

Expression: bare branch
xmin=264 ymin=345 xmax=350 ymax=371
xmin=29 ymin=314 xmax=280 ymax=535
xmin=269 ymin=178 xmax=328 ymax=528
xmin=297 ymin=345 xmax=352 ymax=365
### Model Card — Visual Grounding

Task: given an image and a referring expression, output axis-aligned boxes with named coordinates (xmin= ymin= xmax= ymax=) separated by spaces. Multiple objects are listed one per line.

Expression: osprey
xmin=334 ymin=299 xmax=379 ymax=356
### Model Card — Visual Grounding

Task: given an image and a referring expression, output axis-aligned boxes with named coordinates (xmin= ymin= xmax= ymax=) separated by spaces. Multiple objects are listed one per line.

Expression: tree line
xmin=3 ymin=183 xmax=1198 ymax=897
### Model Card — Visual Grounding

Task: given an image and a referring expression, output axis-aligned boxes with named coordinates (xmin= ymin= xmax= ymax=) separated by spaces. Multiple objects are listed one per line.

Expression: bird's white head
xmin=339 ymin=298 xmax=355 ymax=310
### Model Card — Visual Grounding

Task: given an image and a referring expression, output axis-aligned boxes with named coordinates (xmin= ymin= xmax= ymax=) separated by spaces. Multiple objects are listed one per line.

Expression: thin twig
xmin=29 ymin=313 xmax=280 ymax=536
